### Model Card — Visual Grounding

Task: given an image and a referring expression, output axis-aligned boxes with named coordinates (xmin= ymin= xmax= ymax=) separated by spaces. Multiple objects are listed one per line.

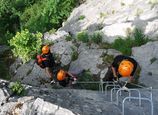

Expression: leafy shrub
xmin=71 ymin=48 xmax=78 ymax=61
xmin=112 ymin=37 xmax=133 ymax=55
xmin=20 ymin=0 xmax=76 ymax=32
xmin=102 ymin=55 xmax=114 ymax=64
xmin=112 ymin=28 xmax=149 ymax=55
xmin=77 ymin=31 xmax=89 ymax=43
xmin=91 ymin=32 xmax=102 ymax=44
xmin=78 ymin=15 xmax=85 ymax=20
xmin=0 ymin=31 xmax=13 ymax=45
xmin=9 ymin=29 xmax=42 ymax=63
xmin=65 ymin=35 xmax=73 ymax=41
xmin=0 ymin=0 xmax=38 ymax=44
xmin=133 ymin=28 xmax=149 ymax=46
xmin=10 ymin=81 xmax=25 ymax=95
xmin=48 ymin=28 xmax=56 ymax=34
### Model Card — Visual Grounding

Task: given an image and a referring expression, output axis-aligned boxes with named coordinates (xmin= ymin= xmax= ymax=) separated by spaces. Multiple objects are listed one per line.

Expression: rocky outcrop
xmin=1 ymin=79 xmax=158 ymax=115
xmin=60 ymin=0 xmax=158 ymax=42
xmin=132 ymin=41 xmax=158 ymax=88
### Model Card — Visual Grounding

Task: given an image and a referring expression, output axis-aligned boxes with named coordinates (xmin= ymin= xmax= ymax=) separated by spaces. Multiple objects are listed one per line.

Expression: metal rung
xmin=111 ymin=87 xmax=120 ymax=102
xmin=116 ymin=89 xmax=141 ymax=106
xmin=122 ymin=97 xmax=153 ymax=115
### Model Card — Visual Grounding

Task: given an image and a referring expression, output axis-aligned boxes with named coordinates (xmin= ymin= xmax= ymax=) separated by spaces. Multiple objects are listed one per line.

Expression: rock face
xmin=1 ymin=80 xmax=158 ymax=115
xmin=132 ymin=41 xmax=158 ymax=88
xmin=60 ymin=0 xmax=158 ymax=42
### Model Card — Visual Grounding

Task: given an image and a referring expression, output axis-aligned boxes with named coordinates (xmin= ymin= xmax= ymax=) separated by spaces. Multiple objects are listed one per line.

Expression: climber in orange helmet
xmin=36 ymin=45 xmax=56 ymax=84
xmin=57 ymin=69 xmax=77 ymax=87
xmin=103 ymin=55 xmax=141 ymax=86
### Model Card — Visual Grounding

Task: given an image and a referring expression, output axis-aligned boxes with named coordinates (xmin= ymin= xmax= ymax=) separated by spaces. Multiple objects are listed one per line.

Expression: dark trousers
xmin=103 ymin=66 xmax=115 ymax=81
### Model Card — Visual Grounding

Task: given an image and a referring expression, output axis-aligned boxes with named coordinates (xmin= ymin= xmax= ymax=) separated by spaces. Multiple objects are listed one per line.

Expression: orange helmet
xmin=57 ymin=70 xmax=66 ymax=81
xmin=118 ymin=60 xmax=134 ymax=77
xmin=42 ymin=45 xmax=50 ymax=54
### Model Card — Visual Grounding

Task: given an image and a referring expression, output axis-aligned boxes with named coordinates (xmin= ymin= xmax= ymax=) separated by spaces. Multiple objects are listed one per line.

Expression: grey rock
xmin=21 ymin=98 xmax=75 ymax=115
xmin=0 ymin=89 xmax=6 ymax=104
xmin=132 ymin=41 xmax=158 ymax=88
xmin=51 ymin=40 xmax=77 ymax=66
xmin=107 ymin=49 xmax=122 ymax=57
xmin=60 ymin=0 xmax=158 ymax=42
xmin=145 ymin=19 xmax=158 ymax=40
xmin=69 ymin=49 xmax=104 ymax=75
xmin=44 ymin=30 xmax=69 ymax=41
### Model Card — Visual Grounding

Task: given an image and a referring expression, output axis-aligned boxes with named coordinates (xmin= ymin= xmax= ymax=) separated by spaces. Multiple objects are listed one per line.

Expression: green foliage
xmin=20 ymin=0 xmax=76 ymax=32
xmin=48 ymin=28 xmax=56 ymax=34
xmin=0 ymin=0 xmax=40 ymax=45
xmin=100 ymin=12 xmax=108 ymax=18
xmin=149 ymin=0 xmax=158 ymax=4
xmin=10 ymin=81 xmax=25 ymax=95
xmin=0 ymin=0 xmax=76 ymax=45
xmin=112 ymin=37 xmax=133 ymax=55
xmin=71 ymin=48 xmax=78 ymax=61
xmin=91 ymin=32 xmax=102 ymax=44
xmin=78 ymin=15 xmax=85 ymax=20
xmin=112 ymin=28 xmax=149 ymax=55
xmin=99 ymin=42 xmax=112 ymax=49
xmin=102 ymin=55 xmax=114 ymax=64
xmin=0 ymin=32 xmax=14 ymax=45
xmin=78 ymin=70 xmax=99 ymax=90
xmin=133 ymin=28 xmax=149 ymax=46
xmin=9 ymin=29 xmax=42 ymax=63
xmin=77 ymin=31 xmax=89 ymax=43
xmin=65 ymin=35 xmax=73 ymax=41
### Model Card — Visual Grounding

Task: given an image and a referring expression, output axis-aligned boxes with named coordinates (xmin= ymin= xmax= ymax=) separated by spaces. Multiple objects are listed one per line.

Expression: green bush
xmin=77 ymin=31 xmax=89 ymax=43
xmin=91 ymin=32 xmax=102 ymax=44
xmin=0 ymin=0 xmax=38 ymax=44
xmin=9 ymin=29 xmax=42 ymax=63
xmin=65 ymin=35 xmax=73 ymax=41
xmin=10 ymin=81 xmax=25 ymax=95
xmin=112 ymin=28 xmax=149 ymax=55
xmin=0 ymin=0 xmax=76 ymax=45
xmin=71 ymin=48 xmax=78 ymax=61
xmin=112 ymin=37 xmax=133 ymax=55
xmin=20 ymin=0 xmax=76 ymax=32
xmin=133 ymin=28 xmax=149 ymax=46
xmin=102 ymin=55 xmax=114 ymax=64
xmin=0 ymin=31 xmax=13 ymax=45
xmin=78 ymin=15 xmax=85 ymax=20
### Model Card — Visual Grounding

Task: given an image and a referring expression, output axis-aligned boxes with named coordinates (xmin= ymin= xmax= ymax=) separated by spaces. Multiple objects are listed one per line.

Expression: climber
xmin=103 ymin=55 xmax=141 ymax=87
xmin=57 ymin=69 xmax=77 ymax=87
xmin=36 ymin=45 xmax=56 ymax=84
